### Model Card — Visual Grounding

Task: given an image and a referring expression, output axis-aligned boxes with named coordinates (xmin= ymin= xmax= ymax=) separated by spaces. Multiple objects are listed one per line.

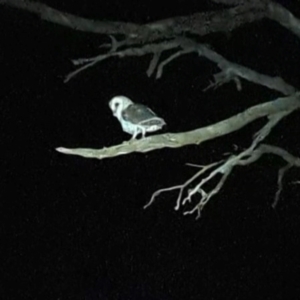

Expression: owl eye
xmin=113 ymin=102 xmax=120 ymax=111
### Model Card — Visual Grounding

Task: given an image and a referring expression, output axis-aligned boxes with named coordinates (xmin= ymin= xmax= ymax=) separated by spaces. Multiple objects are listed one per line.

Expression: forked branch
xmin=144 ymin=111 xmax=299 ymax=218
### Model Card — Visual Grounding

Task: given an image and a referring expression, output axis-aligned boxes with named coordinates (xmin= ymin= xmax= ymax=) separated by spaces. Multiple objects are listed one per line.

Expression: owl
xmin=109 ymin=95 xmax=166 ymax=140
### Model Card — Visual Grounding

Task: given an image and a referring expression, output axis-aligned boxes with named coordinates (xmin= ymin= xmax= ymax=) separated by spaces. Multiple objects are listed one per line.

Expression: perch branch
xmin=56 ymin=93 xmax=300 ymax=160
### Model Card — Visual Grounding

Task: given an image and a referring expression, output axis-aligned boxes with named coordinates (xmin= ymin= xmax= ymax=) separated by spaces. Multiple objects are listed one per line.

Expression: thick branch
xmin=2 ymin=0 xmax=300 ymax=46
xmin=190 ymin=40 xmax=297 ymax=95
xmin=0 ymin=0 xmax=268 ymax=43
xmin=267 ymin=1 xmax=300 ymax=39
xmin=0 ymin=0 xmax=142 ymax=35
xmin=56 ymin=93 xmax=300 ymax=160
xmin=147 ymin=2 xmax=268 ymax=37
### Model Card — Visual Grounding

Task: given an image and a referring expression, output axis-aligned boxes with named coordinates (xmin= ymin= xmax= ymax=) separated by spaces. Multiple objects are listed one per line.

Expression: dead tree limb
xmin=56 ymin=93 xmax=300 ymax=160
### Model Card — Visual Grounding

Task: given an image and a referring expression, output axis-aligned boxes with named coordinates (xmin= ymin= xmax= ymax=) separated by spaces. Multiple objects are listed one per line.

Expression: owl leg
xmin=132 ymin=127 xmax=144 ymax=140
xmin=131 ymin=130 xmax=138 ymax=140
xmin=141 ymin=127 xmax=147 ymax=139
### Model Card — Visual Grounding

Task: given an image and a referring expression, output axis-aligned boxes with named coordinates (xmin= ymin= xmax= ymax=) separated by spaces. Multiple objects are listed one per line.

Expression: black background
xmin=1 ymin=1 xmax=300 ymax=299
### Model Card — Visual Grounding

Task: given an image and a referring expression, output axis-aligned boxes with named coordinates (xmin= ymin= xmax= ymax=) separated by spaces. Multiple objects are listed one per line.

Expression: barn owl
xmin=109 ymin=95 xmax=166 ymax=139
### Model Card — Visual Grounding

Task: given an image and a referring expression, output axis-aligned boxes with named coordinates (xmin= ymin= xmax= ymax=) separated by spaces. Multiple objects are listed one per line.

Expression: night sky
xmin=1 ymin=1 xmax=300 ymax=299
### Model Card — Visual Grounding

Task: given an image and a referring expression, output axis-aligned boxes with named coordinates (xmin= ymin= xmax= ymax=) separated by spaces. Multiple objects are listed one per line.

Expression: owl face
xmin=109 ymin=96 xmax=133 ymax=117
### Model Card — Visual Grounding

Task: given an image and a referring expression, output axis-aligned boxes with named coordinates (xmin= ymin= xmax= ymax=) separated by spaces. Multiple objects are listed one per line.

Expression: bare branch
xmin=143 ymin=160 xmax=223 ymax=211
xmin=66 ymin=37 xmax=296 ymax=95
xmin=147 ymin=2 xmax=268 ymax=36
xmin=241 ymin=144 xmax=300 ymax=208
xmin=0 ymin=0 xmax=143 ymax=36
xmin=0 ymin=0 xmax=269 ymax=43
xmin=145 ymin=121 xmax=300 ymax=218
xmin=267 ymin=1 xmax=300 ymax=40
xmin=273 ymin=164 xmax=292 ymax=208
xmin=156 ymin=49 xmax=194 ymax=79
xmin=4 ymin=1 xmax=296 ymax=93
xmin=193 ymin=41 xmax=297 ymax=95
xmin=147 ymin=52 xmax=161 ymax=77
xmin=223 ymin=143 xmax=300 ymax=209
xmin=64 ymin=40 xmax=181 ymax=82
xmin=56 ymin=93 xmax=300 ymax=160
xmin=177 ymin=113 xmax=289 ymax=217
xmin=2 ymin=0 xmax=300 ymax=47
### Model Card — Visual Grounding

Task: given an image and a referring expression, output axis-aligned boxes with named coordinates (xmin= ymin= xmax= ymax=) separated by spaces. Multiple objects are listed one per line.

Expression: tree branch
xmin=56 ymin=93 xmax=300 ymax=160
xmin=0 ymin=0 xmax=268 ymax=43
xmin=145 ymin=137 xmax=300 ymax=219
xmin=0 ymin=0 xmax=142 ymax=35
xmin=2 ymin=0 xmax=300 ymax=48
xmin=267 ymin=1 xmax=300 ymax=40
xmin=3 ymin=1 xmax=300 ymax=90
xmin=65 ymin=37 xmax=297 ymax=96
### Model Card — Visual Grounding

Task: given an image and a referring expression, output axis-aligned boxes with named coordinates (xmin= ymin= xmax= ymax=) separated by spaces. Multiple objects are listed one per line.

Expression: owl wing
xmin=122 ymin=104 xmax=165 ymax=126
